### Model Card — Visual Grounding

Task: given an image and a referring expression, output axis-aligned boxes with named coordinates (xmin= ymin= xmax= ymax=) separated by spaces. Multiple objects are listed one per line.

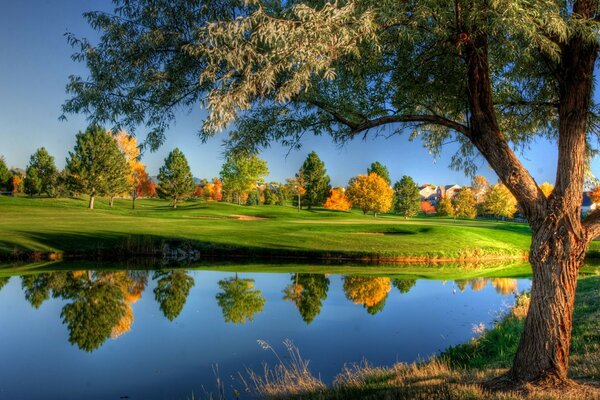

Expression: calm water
xmin=0 ymin=268 xmax=531 ymax=400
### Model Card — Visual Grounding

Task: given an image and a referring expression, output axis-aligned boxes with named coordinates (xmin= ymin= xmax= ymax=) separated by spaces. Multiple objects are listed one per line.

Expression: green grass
xmin=0 ymin=195 xmax=598 ymax=262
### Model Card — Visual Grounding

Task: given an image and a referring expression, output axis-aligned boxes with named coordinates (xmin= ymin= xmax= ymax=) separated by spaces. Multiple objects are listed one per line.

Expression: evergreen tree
xmin=263 ymin=187 xmax=274 ymax=205
xmin=157 ymin=148 xmax=195 ymax=208
xmin=283 ymin=274 xmax=329 ymax=324
xmin=0 ymin=157 xmax=11 ymax=192
xmin=23 ymin=147 xmax=59 ymax=197
xmin=153 ymin=270 xmax=195 ymax=321
xmin=65 ymin=125 xmax=129 ymax=209
xmin=393 ymin=176 xmax=420 ymax=217
xmin=24 ymin=166 xmax=42 ymax=197
xmin=367 ymin=161 xmax=391 ymax=185
xmin=299 ymin=151 xmax=331 ymax=209
xmin=216 ymin=275 xmax=265 ymax=324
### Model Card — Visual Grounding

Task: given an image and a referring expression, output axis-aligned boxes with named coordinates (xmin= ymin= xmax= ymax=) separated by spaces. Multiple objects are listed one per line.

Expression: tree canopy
xmin=23 ymin=147 xmax=58 ymax=197
xmin=393 ymin=176 xmax=420 ymax=217
xmin=157 ymin=148 xmax=196 ymax=208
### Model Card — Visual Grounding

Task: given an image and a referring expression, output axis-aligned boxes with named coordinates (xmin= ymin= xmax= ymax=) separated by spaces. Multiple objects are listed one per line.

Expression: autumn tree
xmin=471 ymin=175 xmax=490 ymax=204
xmin=64 ymin=0 xmax=600 ymax=385
xmin=343 ymin=276 xmax=391 ymax=315
xmin=220 ymin=153 xmax=268 ymax=205
xmin=420 ymin=201 xmax=436 ymax=215
xmin=453 ymin=188 xmax=477 ymax=219
xmin=591 ymin=186 xmax=600 ymax=205
xmin=367 ymin=161 xmax=391 ymax=185
xmin=157 ymin=148 xmax=195 ymax=208
xmin=216 ymin=275 xmax=265 ymax=324
xmin=286 ymin=173 xmax=306 ymax=211
xmin=346 ymin=173 xmax=393 ymax=216
xmin=65 ymin=125 xmax=129 ymax=209
xmin=298 ymin=151 xmax=331 ymax=209
xmin=436 ymin=197 xmax=454 ymax=217
xmin=323 ymin=187 xmax=351 ymax=211
xmin=23 ymin=147 xmax=59 ymax=197
xmin=483 ymin=183 xmax=518 ymax=219
xmin=539 ymin=181 xmax=555 ymax=198
xmin=115 ymin=131 xmax=152 ymax=209
xmin=153 ymin=270 xmax=195 ymax=321
xmin=393 ymin=176 xmax=420 ymax=217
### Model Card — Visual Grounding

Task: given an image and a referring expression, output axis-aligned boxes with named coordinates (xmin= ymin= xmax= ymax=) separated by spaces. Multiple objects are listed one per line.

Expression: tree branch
xmin=583 ymin=208 xmax=600 ymax=240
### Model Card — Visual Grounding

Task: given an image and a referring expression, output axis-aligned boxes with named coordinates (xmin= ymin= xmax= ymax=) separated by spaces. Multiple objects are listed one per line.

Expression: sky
xmin=0 ymin=1 xmax=595 ymax=187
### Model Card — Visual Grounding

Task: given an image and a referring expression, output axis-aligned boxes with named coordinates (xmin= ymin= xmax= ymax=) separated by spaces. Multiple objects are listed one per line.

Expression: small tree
xmin=23 ymin=148 xmax=59 ymax=197
xmin=157 ymin=148 xmax=195 ymax=208
xmin=436 ymin=197 xmax=454 ymax=217
xmin=324 ymin=187 xmax=351 ymax=211
xmin=0 ymin=157 xmax=10 ymax=192
xmin=539 ymin=182 xmax=555 ymax=198
xmin=65 ymin=125 xmax=129 ymax=209
xmin=346 ymin=173 xmax=393 ymax=216
xmin=453 ymin=188 xmax=477 ymax=218
xmin=367 ymin=161 xmax=391 ymax=185
xmin=299 ymin=151 xmax=331 ymax=209
xmin=286 ymin=173 xmax=307 ymax=211
xmin=483 ymin=183 xmax=518 ymax=218
xmin=393 ymin=176 xmax=420 ymax=217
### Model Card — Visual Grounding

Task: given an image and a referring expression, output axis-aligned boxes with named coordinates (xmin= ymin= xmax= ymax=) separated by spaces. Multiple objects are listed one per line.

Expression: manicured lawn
xmin=0 ymin=195 xmax=598 ymax=261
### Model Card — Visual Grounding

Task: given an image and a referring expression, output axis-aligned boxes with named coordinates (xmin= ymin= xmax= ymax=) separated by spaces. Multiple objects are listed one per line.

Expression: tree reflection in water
xmin=283 ymin=274 xmax=329 ymax=324
xmin=216 ymin=274 xmax=265 ymax=324
xmin=343 ymin=276 xmax=391 ymax=315
xmin=153 ymin=270 xmax=195 ymax=321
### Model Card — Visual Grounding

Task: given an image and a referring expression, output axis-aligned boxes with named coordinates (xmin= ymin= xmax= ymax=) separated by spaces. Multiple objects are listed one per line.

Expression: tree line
xmin=4 ymin=126 xmax=598 ymax=218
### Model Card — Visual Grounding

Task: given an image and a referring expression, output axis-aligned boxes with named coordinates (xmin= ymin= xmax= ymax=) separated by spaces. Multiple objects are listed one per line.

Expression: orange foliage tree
xmin=590 ymin=186 xmax=600 ymax=204
xmin=420 ymin=201 xmax=436 ymax=214
xmin=346 ymin=173 xmax=393 ymax=216
xmin=193 ymin=185 xmax=204 ymax=197
xmin=211 ymin=178 xmax=223 ymax=201
xmin=11 ymin=176 xmax=23 ymax=194
xmin=323 ymin=187 xmax=351 ymax=211
xmin=343 ymin=276 xmax=391 ymax=314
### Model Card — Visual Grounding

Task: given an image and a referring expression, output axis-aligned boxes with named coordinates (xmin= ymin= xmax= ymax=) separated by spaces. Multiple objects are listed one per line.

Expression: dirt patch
xmin=231 ymin=214 xmax=269 ymax=221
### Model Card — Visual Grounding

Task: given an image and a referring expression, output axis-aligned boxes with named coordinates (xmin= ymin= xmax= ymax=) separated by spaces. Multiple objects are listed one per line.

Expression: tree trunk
xmin=509 ymin=213 xmax=587 ymax=384
xmin=89 ymin=195 xmax=95 ymax=209
xmin=109 ymin=196 xmax=114 ymax=207
xmin=132 ymin=194 xmax=136 ymax=210
xmin=173 ymin=199 xmax=177 ymax=209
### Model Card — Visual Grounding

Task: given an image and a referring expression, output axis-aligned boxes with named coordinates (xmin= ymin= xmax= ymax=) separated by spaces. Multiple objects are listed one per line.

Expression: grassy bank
xmin=0 ymin=195 xmax=574 ymax=262
xmin=239 ymin=276 xmax=600 ymax=399
xmin=1 ymin=195 xmax=599 ymax=263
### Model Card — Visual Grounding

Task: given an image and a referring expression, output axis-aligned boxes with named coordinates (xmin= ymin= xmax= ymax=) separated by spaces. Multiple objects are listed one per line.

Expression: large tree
xmin=298 ymin=151 xmax=331 ymax=209
xmin=64 ymin=0 xmax=600 ymax=387
xmin=220 ymin=153 xmax=269 ymax=205
xmin=23 ymin=147 xmax=59 ymax=197
xmin=65 ymin=125 xmax=129 ymax=209
xmin=157 ymin=148 xmax=196 ymax=208
xmin=393 ymin=175 xmax=420 ymax=217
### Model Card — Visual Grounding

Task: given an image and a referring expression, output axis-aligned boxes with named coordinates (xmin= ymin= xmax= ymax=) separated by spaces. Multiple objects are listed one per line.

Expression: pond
xmin=0 ymin=265 xmax=531 ymax=400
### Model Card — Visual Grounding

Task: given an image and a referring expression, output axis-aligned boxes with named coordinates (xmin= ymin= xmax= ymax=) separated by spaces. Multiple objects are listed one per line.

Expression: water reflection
xmin=283 ymin=274 xmax=330 ymax=323
xmin=216 ymin=274 xmax=265 ymax=324
xmin=0 ymin=270 xmax=526 ymax=353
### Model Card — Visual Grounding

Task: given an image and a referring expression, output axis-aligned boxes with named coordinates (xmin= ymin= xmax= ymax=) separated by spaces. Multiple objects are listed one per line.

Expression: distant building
xmin=419 ymin=184 xmax=438 ymax=203
xmin=437 ymin=184 xmax=461 ymax=200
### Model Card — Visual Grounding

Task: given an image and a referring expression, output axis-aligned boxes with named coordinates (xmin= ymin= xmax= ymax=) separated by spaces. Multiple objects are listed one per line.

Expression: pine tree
xmin=367 ymin=161 xmax=391 ymax=185
xmin=393 ymin=176 xmax=420 ymax=217
xmin=0 ymin=157 xmax=11 ymax=192
xmin=24 ymin=166 xmax=42 ymax=196
xmin=299 ymin=151 xmax=331 ymax=209
xmin=157 ymin=148 xmax=195 ymax=208
xmin=65 ymin=126 xmax=129 ymax=209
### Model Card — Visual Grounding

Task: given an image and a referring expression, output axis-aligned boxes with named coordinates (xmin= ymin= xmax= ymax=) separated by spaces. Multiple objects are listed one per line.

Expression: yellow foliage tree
xmin=323 ymin=187 xmax=351 ymax=211
xmin=492 ymin=278 xmax=518 ymax=295
xmin=343 ymin=276 xmax=391 ymax=314
xmin=346 ymin=173 xmax=393 ymax=215
xmin=539 ymin=181 xmax=554 ymax=198
xmin=115 ymin=131 xmax=151 ymax=208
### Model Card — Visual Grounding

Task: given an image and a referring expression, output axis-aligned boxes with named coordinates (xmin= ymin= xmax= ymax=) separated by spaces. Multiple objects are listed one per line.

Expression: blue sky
xmin=0 ymin=1 xmax=591 ymax=187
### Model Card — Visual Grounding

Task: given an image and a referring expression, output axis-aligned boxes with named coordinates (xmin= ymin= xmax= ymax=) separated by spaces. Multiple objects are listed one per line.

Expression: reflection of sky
xmin=0 ymin=272 xmax=530 ymax=400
